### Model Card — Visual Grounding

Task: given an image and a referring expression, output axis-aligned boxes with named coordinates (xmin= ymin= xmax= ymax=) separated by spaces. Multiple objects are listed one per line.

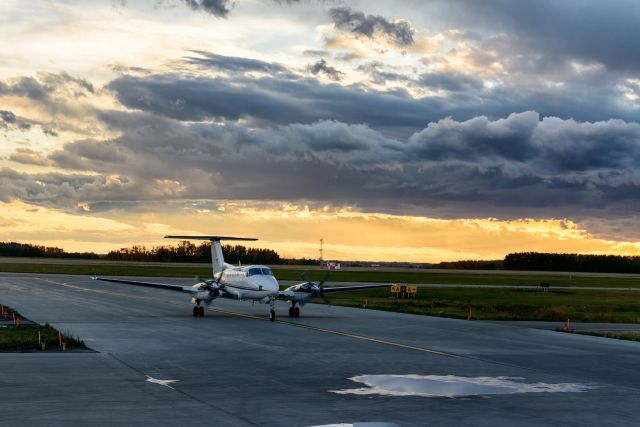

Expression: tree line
xmin=503 ymin=252 xmax=640 ymax=274
xmin=3 ymin=241 xmax=640 ymax=273
xmin=433 ymin=252 xmax=640 ymax=274
xmin=0 ymin=242 xmax=100 ymax=259
xmin=434 ymin=259 xmax=504 ymax=270
xmin=105 ymin=241 xmax=282 ymax=265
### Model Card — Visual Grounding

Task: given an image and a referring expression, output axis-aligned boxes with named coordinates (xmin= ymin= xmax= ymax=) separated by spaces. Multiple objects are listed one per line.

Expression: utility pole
xmin=319 ymin=238 xmax=324 ymax=266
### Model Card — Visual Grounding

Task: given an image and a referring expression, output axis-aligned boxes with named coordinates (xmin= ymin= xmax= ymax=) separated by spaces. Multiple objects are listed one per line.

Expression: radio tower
xmin=319 ymin=238 xmax=324 ymax=266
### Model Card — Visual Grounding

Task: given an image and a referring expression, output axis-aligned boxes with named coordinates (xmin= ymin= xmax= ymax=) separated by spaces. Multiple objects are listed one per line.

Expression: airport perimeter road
xmin=2 ymin=273 xmax=640 ymax=426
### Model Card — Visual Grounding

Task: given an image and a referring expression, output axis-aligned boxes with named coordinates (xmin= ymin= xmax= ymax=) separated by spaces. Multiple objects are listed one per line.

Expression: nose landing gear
xmin=269 ymin=297 xmax=276 ymax=322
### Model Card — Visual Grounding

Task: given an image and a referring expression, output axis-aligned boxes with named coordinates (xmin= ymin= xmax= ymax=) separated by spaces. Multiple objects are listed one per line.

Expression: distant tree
xmin=435 ymin=260 xmax=504 ymax=270
xmin=504 ymin=252 xmax=640 ymax=273
xmin=0 ymin=242 xmax=99 ymax=259
xmin=105 ymin=242 xmax=282 ymax=265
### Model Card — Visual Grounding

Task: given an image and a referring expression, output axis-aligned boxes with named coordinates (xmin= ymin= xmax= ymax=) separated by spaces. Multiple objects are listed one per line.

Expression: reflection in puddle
xmin=309 ymin=424 xmax=399 ymax=427
xmin=331 ymin=375 xmax=595 ymax=398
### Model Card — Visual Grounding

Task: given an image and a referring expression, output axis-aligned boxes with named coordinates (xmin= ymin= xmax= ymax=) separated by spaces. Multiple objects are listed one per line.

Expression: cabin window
xmin=248 ymin=267 xmax=262 ymax=276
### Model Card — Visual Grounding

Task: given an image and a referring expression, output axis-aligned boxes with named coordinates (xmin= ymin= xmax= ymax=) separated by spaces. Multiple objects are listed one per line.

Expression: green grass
xmin=0 ymin=307 xmax=86 ymax=351
xmin=317 ymin=287 xmax=640 ymax=323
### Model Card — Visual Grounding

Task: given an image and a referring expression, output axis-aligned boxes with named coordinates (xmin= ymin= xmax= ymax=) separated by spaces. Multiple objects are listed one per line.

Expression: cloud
xmin=32 ymin=104 xmax=638 ymax=224
xmin=307 ymin=59 xmax=344 ymax=81
xmin=418 ymin=72 xmax=484 ymax=93
xmin=328 ymin=7 xmax=415 ymax=47
xmin=0 ymin=73 xmax=99 ymax=135
xmin=0 ymin=110 xmax=31 ymax=130
xmin=185 ymin=51 xmax=291 ymax=74
xmin=7 ymin=148 xmax=50 ymax=166
xmin=177 ymin=0 xmax=234 ymax=18
xmin=431 ymin=0 xmax=640 ymax=74
xmin=104 ymin=51 xmax=640 ymax=142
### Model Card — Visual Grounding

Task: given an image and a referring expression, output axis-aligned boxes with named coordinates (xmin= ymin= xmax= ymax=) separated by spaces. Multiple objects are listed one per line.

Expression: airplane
xmin=279 ymin=273 xmax=391 ymax=318
xmin=96 ymin=235 xmax=389 ymax=321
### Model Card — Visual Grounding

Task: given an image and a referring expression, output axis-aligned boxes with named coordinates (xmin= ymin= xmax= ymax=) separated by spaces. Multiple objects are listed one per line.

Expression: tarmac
xmin=1 ymin=272 xmax=640 ymax=426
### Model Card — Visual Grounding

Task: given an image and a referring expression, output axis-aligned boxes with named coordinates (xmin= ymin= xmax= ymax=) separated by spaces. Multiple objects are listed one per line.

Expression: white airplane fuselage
xmin=193 ymin=264 xmax=279 ymax=304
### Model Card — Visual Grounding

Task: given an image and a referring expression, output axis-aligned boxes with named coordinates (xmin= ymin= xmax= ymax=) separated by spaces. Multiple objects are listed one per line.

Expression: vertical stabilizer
xmin=210 ymin=240 xmax=225 ymax=275
xmin=164 ymin=235 xmax=258 ymax=277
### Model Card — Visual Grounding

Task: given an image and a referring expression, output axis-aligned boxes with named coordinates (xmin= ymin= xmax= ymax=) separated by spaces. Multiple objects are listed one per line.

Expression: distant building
xmin=325 ymin=261 xmax=341 ymax=270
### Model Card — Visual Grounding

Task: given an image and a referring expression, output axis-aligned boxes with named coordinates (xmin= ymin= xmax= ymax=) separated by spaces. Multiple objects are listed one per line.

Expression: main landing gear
xmin=193 ymin=305 xmax=204 ymax=317
xmin=288 ymin=304 xmax=300 ymax=318
xmin=269 ymin=297 xmax=276 ymax=322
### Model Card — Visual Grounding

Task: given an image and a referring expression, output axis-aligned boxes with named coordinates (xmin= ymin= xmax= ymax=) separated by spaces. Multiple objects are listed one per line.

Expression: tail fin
xmin=164 ymin=235 xmax=258 ymax=276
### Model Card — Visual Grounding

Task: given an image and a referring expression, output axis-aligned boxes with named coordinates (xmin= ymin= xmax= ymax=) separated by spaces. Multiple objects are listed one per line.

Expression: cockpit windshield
xmin=247 ymin=267 xmax=274 ymax=276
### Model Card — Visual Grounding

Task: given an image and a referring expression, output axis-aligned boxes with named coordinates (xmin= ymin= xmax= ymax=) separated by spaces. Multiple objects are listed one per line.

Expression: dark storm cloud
xmin=179 ymin=0 xmax=233 ymax=17
xmin=408 ymin=111 xmax=541 ymax=162
xmin=419 ymin=72 xmax=484 ymax=93
xmin=185 ymin=51 xmax=291 ymax=74
xmin=0 ymin=110 xmax=31 ymax=131
xmin=107 ymin=72 xmax=444 ymax=133
xmin=36 ymin=106 xmax=640 ymax=222
xmin=0 ymin=110 xmax=16 ymax=124
xmin=107 ymin=56 xmax=638 ymax=137
xmin=433 ymin=0 xmax=640 ymax=73
xmin=328 ymin=7 xmax=415 ymax=46
xmin=307 ymin=59 xmax=344 ymax=81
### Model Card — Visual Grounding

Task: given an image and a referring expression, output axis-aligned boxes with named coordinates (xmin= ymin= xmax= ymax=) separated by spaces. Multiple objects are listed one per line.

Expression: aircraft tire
xmin=193 ymin=306 xmax=198 ymax=317
xmin=270 ymin=309 xmax=275 ymax=322
xmin=288 ymin=307 xmax=294 ymax=317
xmin=198 ymin=306 xmax=204 ymax=317
xmin=294 ymin=307 xmax=300 ymax=318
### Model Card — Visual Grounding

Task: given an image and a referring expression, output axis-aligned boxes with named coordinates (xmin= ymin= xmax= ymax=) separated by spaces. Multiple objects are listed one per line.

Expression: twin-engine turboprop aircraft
xmin=97 ymin=235 xmax=389 ymax=321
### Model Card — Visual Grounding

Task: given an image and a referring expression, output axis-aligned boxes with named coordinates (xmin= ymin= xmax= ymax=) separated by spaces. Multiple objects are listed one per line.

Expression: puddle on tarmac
xmin=309 ymin=424 xmax=399 ymax=427
xmin=330 ymin=374 xmax=596 ymax=398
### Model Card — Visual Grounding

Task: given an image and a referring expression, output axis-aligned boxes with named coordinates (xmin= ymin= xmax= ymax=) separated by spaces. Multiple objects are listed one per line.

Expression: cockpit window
xmin=261 ymin=268 xmax=273 ymax=276
xmin=248 ymin=267 xmax=262 ymax=276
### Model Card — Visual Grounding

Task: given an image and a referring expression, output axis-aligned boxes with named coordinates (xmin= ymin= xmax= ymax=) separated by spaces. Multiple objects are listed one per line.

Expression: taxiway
xmin=1 ymin=273 xmax=640 ymax=426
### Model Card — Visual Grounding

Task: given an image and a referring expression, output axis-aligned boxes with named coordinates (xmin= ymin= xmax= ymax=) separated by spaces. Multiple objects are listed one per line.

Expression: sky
xmin=1 ymin=0 xmax=640 ymax=262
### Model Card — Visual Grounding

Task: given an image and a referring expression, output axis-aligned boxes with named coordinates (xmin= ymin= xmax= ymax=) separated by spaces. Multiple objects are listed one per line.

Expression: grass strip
xmin=316 ymin=287 xmax=640 ymax=323
xmin=0 ymin=306 xmax=86 ymax=351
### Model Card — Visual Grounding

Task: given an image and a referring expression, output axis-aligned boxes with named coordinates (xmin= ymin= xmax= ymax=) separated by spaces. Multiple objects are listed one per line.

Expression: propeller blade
xmin=318 ymin=271 xmax=332 ymax=287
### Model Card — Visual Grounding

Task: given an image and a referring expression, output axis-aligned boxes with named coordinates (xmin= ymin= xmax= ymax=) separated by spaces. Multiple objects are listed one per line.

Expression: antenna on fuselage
xmin=164 ymin=235 xmax=258 ymax=277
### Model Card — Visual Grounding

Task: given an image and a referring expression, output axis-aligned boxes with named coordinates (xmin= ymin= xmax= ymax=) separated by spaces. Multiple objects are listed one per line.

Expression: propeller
xmin=299 ymin=271 xmax=332 ymax=305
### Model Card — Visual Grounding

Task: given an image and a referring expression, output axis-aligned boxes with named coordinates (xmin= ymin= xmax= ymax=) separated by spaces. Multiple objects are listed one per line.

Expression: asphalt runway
xmin=2 ymin=273 xmax=640 ymax=426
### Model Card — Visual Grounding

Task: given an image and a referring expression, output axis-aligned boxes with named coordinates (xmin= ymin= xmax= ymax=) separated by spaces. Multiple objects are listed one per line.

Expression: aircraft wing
xmin=95 ymin=277 xmax=198 ymax=294
xmin=320 ymin=283 xmax=392 ymax=293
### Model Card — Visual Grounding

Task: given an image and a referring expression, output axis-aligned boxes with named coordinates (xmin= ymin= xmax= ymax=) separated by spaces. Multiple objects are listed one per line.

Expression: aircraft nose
xmin=256 ymin=275 xmax=278 ymax=292
xmin=267 ymin=275 xmax=279 ymax=291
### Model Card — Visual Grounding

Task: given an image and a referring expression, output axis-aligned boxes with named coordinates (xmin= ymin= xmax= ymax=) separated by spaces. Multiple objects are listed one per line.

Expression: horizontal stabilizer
xmin=165 ymin=235 xmax=258 ymax=241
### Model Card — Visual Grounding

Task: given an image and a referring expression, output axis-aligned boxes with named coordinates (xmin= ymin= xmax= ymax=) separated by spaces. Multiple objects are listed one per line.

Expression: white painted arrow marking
xmin=146 ymin=375 xmax=179 ymax=389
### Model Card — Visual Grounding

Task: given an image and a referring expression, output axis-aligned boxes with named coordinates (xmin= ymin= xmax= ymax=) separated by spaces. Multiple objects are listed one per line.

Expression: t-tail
xmin=164 ymin=235 xmax=258 ymax=276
